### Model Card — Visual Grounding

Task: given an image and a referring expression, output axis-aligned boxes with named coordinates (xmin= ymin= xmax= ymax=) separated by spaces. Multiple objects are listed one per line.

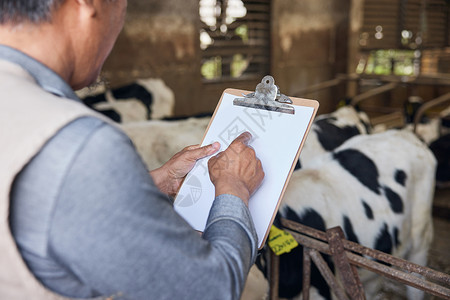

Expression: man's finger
xmin=232 ymin=131 xmax=252 ymax=146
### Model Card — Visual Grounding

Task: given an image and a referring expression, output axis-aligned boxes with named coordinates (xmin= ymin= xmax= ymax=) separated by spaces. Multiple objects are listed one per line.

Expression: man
xmin=0 ymin=1 xmax=264 ymax=299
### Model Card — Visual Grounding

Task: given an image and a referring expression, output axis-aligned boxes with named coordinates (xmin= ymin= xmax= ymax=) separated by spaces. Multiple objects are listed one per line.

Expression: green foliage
xmin=201 ymin=56 xmax=222 ymax=80
xmin=360 ymin=50 xmax=418 ymax=76
xmin=235 ymin=25 xmax=248 ymax=43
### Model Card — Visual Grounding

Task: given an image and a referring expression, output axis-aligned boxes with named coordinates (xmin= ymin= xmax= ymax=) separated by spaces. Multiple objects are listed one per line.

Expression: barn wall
xmin=101 ymin=0 xmax=202 ymax=116
xmin=271 ymin=0 xmax=351 ymax=114
xmin=99 ymin=0 xmax=352 ymax=116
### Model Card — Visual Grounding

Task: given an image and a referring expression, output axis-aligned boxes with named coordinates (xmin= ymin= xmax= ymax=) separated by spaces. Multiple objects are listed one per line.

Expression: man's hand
xmin=208 ymin=132 xmax=264 ymax=206
xmin=150 ymin=142 xmax=220 ymax=197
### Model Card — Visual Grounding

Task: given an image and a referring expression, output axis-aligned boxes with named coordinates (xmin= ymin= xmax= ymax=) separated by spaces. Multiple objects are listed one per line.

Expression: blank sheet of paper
xmin=174 ymin=90 xmax=317 ymax=248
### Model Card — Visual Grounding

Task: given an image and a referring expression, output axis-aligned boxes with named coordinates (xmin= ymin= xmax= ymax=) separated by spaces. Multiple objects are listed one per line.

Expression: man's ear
xmin=73 ymin=0 xmax=97 ymax=18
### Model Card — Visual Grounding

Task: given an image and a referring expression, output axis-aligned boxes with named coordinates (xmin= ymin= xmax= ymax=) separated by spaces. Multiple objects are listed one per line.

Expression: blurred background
xmin=88 ymin=0 xmax=450 ymax=119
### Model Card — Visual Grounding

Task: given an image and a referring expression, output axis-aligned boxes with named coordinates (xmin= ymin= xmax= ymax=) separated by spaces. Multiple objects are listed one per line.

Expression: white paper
xmin=174 ymin=92 xmax=315 ymax=248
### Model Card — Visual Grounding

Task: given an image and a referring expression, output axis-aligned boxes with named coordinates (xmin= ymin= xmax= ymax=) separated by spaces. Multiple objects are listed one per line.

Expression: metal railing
xmin=268 ymin=218 xmax=450 ymax=300
xmin=413 ymin=92 xmax=450 ymax=133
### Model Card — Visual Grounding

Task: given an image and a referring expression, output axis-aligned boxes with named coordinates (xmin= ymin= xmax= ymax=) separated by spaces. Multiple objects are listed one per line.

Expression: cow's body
xmin=80 ymin=78 xmax=175 ymax=122
xmin=430 ymin=133 xmax=450 ymax=188
xmin=299 ymin=105 xmax=371 ymax=168
xmin=121 ymin=116 xmax=210 ymax=170
xmin=259 ymin=129 xmax=436 ymax=300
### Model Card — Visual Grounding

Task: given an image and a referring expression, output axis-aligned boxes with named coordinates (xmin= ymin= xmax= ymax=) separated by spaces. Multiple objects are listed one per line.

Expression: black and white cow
xmin=80 ymin=78 xmax=175 ymax=122
xmin=298 ymin=105 xmax=372 ymax=169
xmin=121 ymin=115 xmax=211 ymax=170
xmin=257 ymin=129 xmax=436 ymax=300
xmin=117 ymin=104 xmax=436 ymax=300
xmin=429 ymin=132 xmax=450 ymax=188
xmin=402 ymin=99 xmax=450 ymax=187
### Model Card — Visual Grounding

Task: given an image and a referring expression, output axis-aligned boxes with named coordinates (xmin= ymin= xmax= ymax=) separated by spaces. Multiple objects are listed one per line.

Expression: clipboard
xmin=174 ymin=76 xmax=319 ymax=249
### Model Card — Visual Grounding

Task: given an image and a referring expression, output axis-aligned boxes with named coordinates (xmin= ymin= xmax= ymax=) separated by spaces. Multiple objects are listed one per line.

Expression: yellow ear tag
xmin=268 ymin=225 xmax=299 ymax=255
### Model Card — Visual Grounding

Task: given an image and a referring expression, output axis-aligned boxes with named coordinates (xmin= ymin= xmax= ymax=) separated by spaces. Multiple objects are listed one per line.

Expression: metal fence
xmin=267 ymin=218 xmax=450 ymax=300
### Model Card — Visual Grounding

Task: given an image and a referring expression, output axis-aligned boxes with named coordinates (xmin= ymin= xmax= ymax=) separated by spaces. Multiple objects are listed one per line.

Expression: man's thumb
xmin=188 ymin=142 xmax=220 ymax=161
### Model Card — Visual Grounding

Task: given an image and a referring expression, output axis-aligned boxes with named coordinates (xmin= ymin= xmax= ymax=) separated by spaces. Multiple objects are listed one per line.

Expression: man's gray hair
xmin=0 ymin=0 xmax=66 ymax=25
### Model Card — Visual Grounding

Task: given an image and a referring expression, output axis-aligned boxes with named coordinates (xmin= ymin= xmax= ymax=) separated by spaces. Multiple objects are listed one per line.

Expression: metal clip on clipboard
xmin=233 ymin=75 xmax=295 ymax=115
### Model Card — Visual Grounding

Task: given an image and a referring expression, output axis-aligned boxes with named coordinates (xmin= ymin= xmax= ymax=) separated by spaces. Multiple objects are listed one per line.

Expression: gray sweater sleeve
xmin=12 ymin=117 xmax=258 ymax=300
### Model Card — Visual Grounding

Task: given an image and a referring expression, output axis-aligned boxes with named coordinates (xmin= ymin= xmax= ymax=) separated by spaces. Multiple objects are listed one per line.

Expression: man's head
xmin=0 ymin=0 xmax=127 ymax=90
xmin=0 ymin=0 xmax=66 ymax=25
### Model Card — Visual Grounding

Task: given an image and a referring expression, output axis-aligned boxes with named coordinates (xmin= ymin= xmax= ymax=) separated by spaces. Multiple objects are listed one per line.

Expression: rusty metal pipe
xmin=327 ymin=227 xmax=366 ymax=300
xmin=413 ymin=92 xmax=450 ymax=133
xmin=292 ymin=78 xmax=344 ymax=97
xmin=278 ymin=218 xmax=450 ymax=299
xmin=281 ymin=218 xmax=450 ymax=286
xmin=302 ymin=247 xmax=311 ymax=300
xmin=350 ymin=82 xmax=399 ymax=106
xmin=269 ymin=248 xmax=280 ymax=300
xmin=308 ymin=248 xmax=350 ymax=300
xmin=347 ymin=252 xmax=450 ymax=299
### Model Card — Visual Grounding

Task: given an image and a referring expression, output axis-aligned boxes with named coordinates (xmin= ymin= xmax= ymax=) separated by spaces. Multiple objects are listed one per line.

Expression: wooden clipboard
xmin=174 ymin=80 xmax=319 ymax=249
